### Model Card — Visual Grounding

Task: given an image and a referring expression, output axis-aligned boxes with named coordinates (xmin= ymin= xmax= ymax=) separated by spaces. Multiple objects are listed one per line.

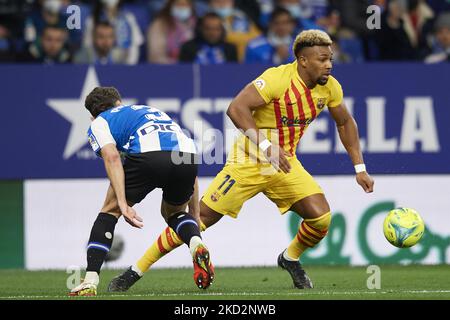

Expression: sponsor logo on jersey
xmin=280 ymin=116 xmax=313 ymax=127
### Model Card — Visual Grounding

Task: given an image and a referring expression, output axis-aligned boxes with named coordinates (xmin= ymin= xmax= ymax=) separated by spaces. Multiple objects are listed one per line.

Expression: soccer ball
xmin=383 ymin=208 xmax=425 ymax=248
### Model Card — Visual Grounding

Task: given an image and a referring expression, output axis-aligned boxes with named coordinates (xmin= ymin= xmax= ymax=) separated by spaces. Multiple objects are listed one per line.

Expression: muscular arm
xmin=226 ymin=83 xmax=267 ymax=145
xmin=328 ymin=103 xmax=363 ymax=166
xmin=226 ymin=83 xmax=291 ymax=172
xmin=100 ymin=144 xmax=144 ymax=228
xmin=329 ymin=103 xmax=374 ymax=193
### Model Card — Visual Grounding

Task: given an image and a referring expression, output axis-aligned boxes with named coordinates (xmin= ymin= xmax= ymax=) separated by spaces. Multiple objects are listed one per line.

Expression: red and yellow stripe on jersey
xmin=227 ymin=60 xmax=343 ymax=164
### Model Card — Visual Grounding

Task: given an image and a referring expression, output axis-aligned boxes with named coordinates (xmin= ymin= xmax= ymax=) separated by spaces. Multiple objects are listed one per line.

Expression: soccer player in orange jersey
xmin=108 ymin=30 xmax=374 ymax=291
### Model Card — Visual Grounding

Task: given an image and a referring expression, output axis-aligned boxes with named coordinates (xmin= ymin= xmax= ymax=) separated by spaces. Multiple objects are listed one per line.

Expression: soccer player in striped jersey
xmin=109 ymin=30 xmax=374 ymax=291
xmin=69 ymin=87 xmax=214 ymax=296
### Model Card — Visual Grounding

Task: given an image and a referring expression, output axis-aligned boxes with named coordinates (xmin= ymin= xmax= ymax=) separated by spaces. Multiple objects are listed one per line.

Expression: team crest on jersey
xmin=317 ymin=98 xmax=326 ymax=110
xmin=211 ymin=191 xmax=221 ymax=202
xmin=254 ymin=79 xmax=266 ymax=90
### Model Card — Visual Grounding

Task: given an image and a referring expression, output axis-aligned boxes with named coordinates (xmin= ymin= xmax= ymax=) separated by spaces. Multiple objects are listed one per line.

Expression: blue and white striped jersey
xmin=87 ymin=105 xmax=196 ymax=156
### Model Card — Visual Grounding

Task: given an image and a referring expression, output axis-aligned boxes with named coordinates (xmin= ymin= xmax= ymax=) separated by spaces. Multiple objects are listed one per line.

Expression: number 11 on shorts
xmin=218 ymin=175 xmax=235 ymax=195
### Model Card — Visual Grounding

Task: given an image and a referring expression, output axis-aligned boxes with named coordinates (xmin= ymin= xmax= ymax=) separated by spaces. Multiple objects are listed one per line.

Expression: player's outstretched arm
xmin=101 ymin=144 xmax=144 ymax=228
xmin=328 ymin=103 xmax=374 ymax=193
xmin=227 ymin=83 xmax=291 ymax=173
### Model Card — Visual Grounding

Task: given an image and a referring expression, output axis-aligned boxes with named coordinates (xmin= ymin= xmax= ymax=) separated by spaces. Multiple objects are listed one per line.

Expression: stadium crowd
xmin=0 ymin=0 xmax=449 ymax=65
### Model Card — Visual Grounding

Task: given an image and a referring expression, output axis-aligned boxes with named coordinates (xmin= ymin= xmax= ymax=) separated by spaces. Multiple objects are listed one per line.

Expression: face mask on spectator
xmin=101 ymin=0 xmax=120 ymax=9
xmin=171 ymin=7 xmax=192 ymax=21
xmin=283 ymin=4 xmax=302 ymax=19
xmin=214 ymin=6 xmax=233 ymax=18
xmin=267 ymin=32 xmax=292 ymax=47
xmin=43 ymin=0 xmax=62 ymax=14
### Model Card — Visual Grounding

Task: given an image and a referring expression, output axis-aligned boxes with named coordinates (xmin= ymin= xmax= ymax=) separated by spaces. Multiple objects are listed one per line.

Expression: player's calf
xmin=280 ymin=212 xmax=331 ymax=289
xmin=286 ymin=211 xmax=331 ymax=260
xmin=68 ymin=212 xmax=117 ymax=296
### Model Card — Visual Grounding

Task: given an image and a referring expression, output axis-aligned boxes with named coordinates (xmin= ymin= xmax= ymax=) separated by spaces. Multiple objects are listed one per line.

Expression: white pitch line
xmin=1 ymin=290 xmax=450 ymax=299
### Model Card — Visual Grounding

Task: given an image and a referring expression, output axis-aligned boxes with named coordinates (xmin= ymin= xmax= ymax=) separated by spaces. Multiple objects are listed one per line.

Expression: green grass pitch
xmin=0 ymin=265 xmax=449 ymax=300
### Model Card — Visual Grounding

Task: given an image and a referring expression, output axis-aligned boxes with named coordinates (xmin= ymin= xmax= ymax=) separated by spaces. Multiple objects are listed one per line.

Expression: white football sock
xmin=189 ymin=236 xmax=204 ymax=256
xmin=283 ymin=249 xmax=298 ymax=262
xmin=84 ymin=271 xmax=99 ymax=285
xmin=131 ymin=264 xmax=144 ymax=277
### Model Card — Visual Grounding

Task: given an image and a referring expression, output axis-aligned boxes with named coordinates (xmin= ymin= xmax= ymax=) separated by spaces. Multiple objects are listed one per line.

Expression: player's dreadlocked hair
xmin=293 ymin=29 xmax=332 ymax=59
xmin=85 ymin=87 xmax=122 ymax=118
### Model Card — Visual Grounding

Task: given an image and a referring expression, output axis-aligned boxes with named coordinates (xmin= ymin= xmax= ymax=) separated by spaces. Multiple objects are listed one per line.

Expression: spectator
xmin=147 ymin=0 xmax=197 ymax=64
xmin=276 ymin=0 xmax=322 ymax=32
xmin=0 ymin=24 xmax=14 ymax=62
xmin=24 ymin=0 xmax=68 ymax=44
xmin=24 ymin=0 xmax=90 ymax=54
xmin=328 ymin=0 xmax=371 ymax=37
xmin=316 ymin=8 xmax=341 ymax=38
xmin=425 ymin=12 xmax=450 ymax=63
xmin=21 ymin=25 xmax=70 ymax=64
xmin=257 ymin=0 xmax=274 ymax=29
xmin=83 ymin=0 xmax=144 ymax=65
xmin=0 ymin=0 xmax=33 ymax=62
xmin=209 ymin=0 xmax=261 ymax=61
xmin=245 ymin=7 xmax=296 ymax=64
xmin=234 ymin=0 xmax=261 ymax=28
xmin=329 ymin=0 xmax=376 ymax=60
xmin=301 ymin=0 xmax=330 ymax=21
xmin=330 ymin=35 xmax=351 ymax=63
xmin=317 ymin=8 xmax=362 ymax=62
xmin=279 ymin=0 xmax=328 ymax=21
xmin=375 ymin=0 xmax=416 ymax=60
xmin=179 ymin=12 xmax=237 ymax=64
xmin=74 ymin=22 xmax=126 ymax=65
xmin=401 ymin=0 xmax=434 ymax=58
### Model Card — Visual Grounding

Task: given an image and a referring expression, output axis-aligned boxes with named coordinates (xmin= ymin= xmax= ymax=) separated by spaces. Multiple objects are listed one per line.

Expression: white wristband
xmin=259 ymin=139 xmax=272 ymax=152
xmin=354 ymin=164 xmax=366 ymax=173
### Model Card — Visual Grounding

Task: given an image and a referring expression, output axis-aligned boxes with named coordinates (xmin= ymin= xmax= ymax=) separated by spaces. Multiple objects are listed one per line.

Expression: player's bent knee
xmin=292 ymin=193 xmax=330 ymax=220
xmin=303 ymin=211 xmax=331 ymax=237
xmin=165 ymin=210 xmax=185 ymax=221
xmin=161 ymin=199 xmax=188 ymax=220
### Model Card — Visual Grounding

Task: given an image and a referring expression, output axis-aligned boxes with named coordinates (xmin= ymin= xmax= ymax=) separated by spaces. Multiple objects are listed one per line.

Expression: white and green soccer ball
xmin=383 ymin=207 xmax=425 ymax=248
